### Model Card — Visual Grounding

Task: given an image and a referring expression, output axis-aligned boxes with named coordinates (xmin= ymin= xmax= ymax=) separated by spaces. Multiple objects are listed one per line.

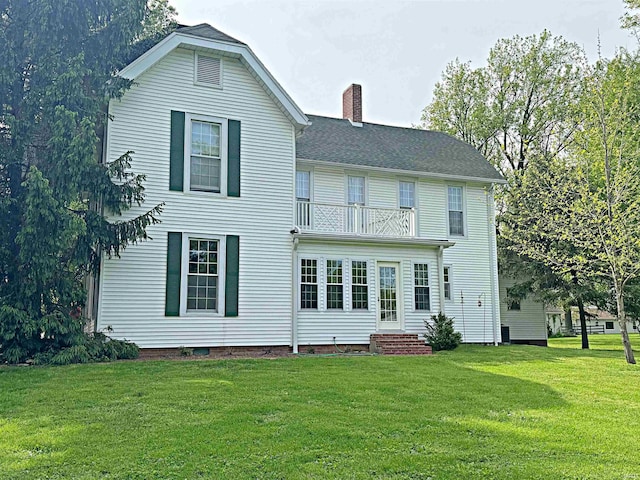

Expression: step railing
xmin=296 ymin=201 xmax=415 ymax=237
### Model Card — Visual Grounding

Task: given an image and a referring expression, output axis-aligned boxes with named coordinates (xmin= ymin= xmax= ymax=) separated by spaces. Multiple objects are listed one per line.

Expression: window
xmin=296 ymin=171 xmax=311 ymax=201
xmin=326 ymin=260 xmax=344 ymax=309
xmin=351 ymin=261 xmax=368 ymax=309
xmin=606 ymin=321 xmax=614 ymax=330
xmin=506 ymin=288 xmax=521 ymax=311
xmin=448 ymin=186 xmax=464 ymax=236
xmin=186 ymin=239 xmax=219 ymax=312
xmin=296 ymin=171 xmax=311 ymax=227
xmin=443 ymin=266 xmax=452 ymax=301
xmin=399 ymin=181 xmax=415 ymax=209
xmin=348 ymin=176 xmax=365 ymax=205
xmin=414 ymin=263 xmax=430 ymax=311
xmin=300 ymin=259 xmax=318 ymax=309
xmin=190 ymin=119 xmax=221 ymax=192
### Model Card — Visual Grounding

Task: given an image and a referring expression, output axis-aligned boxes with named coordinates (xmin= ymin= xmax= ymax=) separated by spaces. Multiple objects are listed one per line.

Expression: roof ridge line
xmin=305 ymin=113 xmax=435 ymax=133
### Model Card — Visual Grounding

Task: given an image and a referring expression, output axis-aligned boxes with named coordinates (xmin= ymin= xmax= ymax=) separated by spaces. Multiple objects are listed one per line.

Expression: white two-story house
xmin=94 ymin=23 xmax=513 ymax=354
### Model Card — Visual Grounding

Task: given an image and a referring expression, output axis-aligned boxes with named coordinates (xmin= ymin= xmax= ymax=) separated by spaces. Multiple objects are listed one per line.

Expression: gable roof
xmin=175 ymin=23 xmax=246 ymax=45
xmin=118 ymin=24 xmax=309 ymax=130
xmin=297 ymin=115 xmax=505 ymax=183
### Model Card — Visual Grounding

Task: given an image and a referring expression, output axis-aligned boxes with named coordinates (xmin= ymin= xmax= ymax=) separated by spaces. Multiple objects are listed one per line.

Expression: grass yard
xmin=1 ymin=337 xmax=640 ymax=479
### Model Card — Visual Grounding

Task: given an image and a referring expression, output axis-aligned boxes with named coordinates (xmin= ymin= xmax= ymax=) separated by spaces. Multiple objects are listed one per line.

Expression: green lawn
xmin=1 ymin=338 xmax=640 ymax=479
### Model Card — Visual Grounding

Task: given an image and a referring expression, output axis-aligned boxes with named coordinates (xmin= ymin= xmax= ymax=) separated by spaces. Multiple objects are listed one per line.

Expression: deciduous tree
xmin=502 ymin=51 xmax=640 ymax=364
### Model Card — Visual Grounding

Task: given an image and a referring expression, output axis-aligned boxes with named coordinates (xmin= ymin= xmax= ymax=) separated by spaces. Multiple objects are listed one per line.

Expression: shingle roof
xmin=176 ymin=23 xmax=245 ymax=46
xmin=297 ymin=115 xmax=504 ymax=182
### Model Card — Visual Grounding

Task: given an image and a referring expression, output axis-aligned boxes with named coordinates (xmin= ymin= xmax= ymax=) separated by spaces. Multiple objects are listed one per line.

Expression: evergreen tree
xmin=0 ymin=0 xmax=172 ymax=363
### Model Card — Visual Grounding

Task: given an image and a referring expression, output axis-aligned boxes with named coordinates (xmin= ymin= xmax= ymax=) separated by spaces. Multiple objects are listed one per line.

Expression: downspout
xmin=487 ymin=185 xmax=500 ymax=346
xmin=291 ymin=235 xmax=299 ymax=354
xmin=90 ymin=104 xmax=110 ymax=332
xmin=437 ymin=246 xmax=445 ymax=315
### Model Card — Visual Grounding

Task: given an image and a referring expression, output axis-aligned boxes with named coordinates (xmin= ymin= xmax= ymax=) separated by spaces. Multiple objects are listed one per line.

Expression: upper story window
xmin=296 ymin=171 xmax=311 ymax=201
xmin=399 ymin=181 xmax=415 ymax=209
xmin=190 ymin=119 xmax=222 ymax=192
xmin=448 ymin=186 xmax=464 ymax=236
xmin=348 ymin=176 xmax=365 ymax=205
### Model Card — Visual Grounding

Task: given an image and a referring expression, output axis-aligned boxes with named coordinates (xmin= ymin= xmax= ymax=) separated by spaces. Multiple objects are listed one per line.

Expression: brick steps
xmin=370 ymin=333 xmax=433 ymax=355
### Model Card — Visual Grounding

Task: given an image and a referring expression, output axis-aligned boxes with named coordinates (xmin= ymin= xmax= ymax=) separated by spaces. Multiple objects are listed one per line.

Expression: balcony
xmin=295 ymin=201 xmax=415 ymax=237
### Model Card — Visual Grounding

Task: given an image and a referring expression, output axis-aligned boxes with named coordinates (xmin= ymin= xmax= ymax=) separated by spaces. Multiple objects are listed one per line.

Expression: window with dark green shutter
xmin=225 ymin=235 xmax=239 ymax=317
xmin=227 ymin=120 xmax=241 ymax=197
xmin=169 ymin=111 xmax=185 ymax=191
xmin=173 ymin=113 xmax=240 ymax=197
xmin=165 ymin=232 xmax=182 ymax=316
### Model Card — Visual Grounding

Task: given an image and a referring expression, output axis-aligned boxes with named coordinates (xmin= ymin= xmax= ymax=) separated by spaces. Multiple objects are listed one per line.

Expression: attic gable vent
xmin=195 ymin=54 xmax=221 ymax=87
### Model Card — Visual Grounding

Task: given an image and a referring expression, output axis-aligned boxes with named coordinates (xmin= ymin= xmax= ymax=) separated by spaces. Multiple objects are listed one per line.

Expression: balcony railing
xmin=296 ymin=201 xmax=415 ymax=237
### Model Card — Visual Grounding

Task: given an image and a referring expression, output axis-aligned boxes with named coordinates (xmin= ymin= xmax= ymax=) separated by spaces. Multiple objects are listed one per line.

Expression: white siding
xmin=299 ymin=162 xmax=502 ymax=344
xmin=419 ymin=179 xmax=448 ymax=239
xmin=296 ymin=242 xmax=441 ymax=345
xmin=368 ymin=173 xmax=397 ymax=208
xmin=98 ymin=48 xmax=296 ymax=348
xmin=442 ymin=184 xmax=501 ymax=343
xmin=311 ymin=166 xmax=344 ymax=204
xmin=499 ymin=275 xmax=547 ymax=342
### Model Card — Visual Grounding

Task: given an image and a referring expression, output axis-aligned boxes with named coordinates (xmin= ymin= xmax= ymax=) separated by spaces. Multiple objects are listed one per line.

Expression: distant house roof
xmin=175 ymin=23 xmax=246 ymax=46
xmin=297 ymin=115 xmax=504 ymax=183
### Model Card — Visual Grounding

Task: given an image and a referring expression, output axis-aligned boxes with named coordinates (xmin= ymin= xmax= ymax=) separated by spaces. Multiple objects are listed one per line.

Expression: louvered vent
xmin=196 ymin=55 xmax=221 ymax=87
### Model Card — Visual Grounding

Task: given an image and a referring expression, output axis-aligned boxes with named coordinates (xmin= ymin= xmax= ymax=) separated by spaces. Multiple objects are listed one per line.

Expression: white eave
xmin=293 ymin=232 xmax=455 ymax=248
xmin=118 ymin=32 xmax=310 ymax=131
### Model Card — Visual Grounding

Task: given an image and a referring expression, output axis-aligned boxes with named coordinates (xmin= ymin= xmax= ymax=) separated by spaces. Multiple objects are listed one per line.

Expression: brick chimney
xmin=342 ymin=84 xmax=362 ymax=125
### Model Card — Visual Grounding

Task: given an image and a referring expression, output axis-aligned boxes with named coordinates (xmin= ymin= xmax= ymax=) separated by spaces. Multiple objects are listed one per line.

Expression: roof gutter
xmin=293 ymin=232 xmax=455 ymax=248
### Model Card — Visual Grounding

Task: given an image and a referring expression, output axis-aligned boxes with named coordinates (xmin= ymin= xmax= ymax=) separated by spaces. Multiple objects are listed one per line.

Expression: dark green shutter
xmin=225 ymin=235 xmax=240 ymax=317
xmin=227 ymin=120 xmax=241 ymax=197
xmin=165 ymin=232 xmax=182 ymax=316
xmin=170 ymin=111 xmax=185 ymax=191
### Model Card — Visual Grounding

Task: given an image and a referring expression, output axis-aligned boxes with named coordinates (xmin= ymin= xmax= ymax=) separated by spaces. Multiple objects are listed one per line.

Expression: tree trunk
xmin=615 ymin=291 xmax=636 ymax=365
xmin=564 ymin=308 xmax=573 ymax=333
xmin=577 ymin=299 xmax=589 ymax=350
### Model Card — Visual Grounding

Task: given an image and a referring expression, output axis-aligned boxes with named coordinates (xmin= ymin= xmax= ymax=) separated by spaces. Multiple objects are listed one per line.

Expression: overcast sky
xmin=172 ymin=0 xmax=635 ymax=127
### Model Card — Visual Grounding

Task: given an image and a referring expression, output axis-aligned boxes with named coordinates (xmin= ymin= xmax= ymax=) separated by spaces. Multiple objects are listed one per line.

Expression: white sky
xmin=171 ymin=0 xmax=635 ymax=127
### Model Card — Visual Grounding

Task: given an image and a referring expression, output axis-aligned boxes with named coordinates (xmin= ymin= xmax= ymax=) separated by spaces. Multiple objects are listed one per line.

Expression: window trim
xmin=446 ymin=184 xmax=467 ymax=238
xmin=194 ymin=52 xmax=223 ymax=89
xmin=299 ymin=257 xmax=319 ymax=310
xmin=350 ymin=260 xmax=369 ymax=311
xmin=412 ymin=261 xmax=431 ymax=312
xmin=345 ymin=173 xmax=368 ymax=206
xmin=443 ymin=265 xmax=453 ymax=302
xmin=505 ymin=288 xmax=521 ymax=311
xmin=184 ymin=113 xmax=228 ymax=196
xmin=180 ymin=233 xmax=226 ymax=317
xmin=296 ymin=169 xmax=312 ymax=202
xmin=326 ymin=258 xmax=345 ymax=310
xmin=398 ymin=179 xmax=416 ymax=210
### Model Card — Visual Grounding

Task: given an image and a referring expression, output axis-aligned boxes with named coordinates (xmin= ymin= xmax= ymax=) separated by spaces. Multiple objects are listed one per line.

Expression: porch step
xmin=370 ymin=333 xmax=433 ymax=356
